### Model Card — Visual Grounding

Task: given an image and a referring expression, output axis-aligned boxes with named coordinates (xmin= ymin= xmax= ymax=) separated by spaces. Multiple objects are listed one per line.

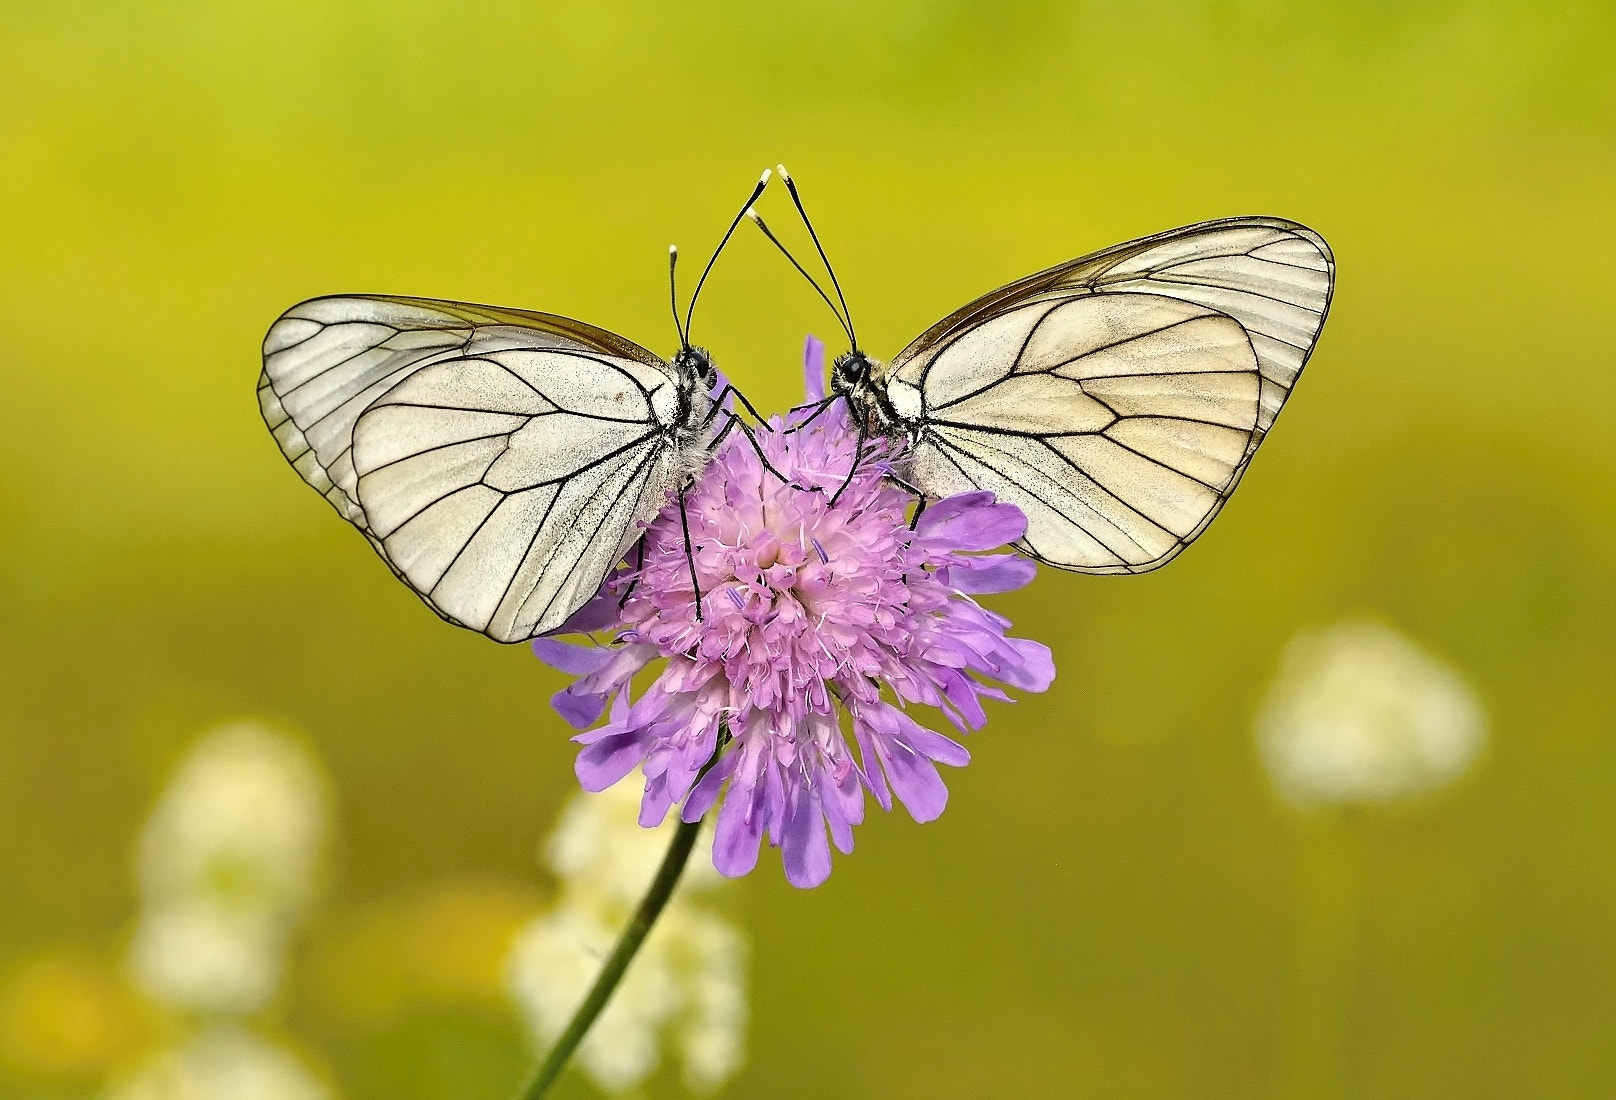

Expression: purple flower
xmin=535 ymin=337 xmax=1055 ymax=887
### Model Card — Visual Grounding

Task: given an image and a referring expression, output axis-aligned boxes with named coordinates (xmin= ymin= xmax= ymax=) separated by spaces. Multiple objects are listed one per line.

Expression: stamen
xmin=726 ymin=587 xmax=747 ymax=611
xmin=811 ymin=538 xmax=830 ymax=564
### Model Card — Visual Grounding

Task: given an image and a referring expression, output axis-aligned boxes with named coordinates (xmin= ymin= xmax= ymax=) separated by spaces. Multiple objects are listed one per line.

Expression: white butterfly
xmin=259 ymin=177 xmax=774 ymax=642
xmin=761 ymin=170 xmax=1335 ymax=573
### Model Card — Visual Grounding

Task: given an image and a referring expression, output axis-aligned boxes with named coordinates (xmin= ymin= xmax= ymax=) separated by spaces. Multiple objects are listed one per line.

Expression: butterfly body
xmin=663 ymin=345 xmax=721 ymax=458
xmin=830 ymin=349 xmax=904 ymax=438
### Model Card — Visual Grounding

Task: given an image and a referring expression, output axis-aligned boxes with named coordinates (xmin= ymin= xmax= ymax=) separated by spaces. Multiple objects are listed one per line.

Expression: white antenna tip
xmin=745 ymin=207 xmax=761 ymax=222
xmin=776 ymin=163 xmax=792 ymax=181
xmin=669 ymin=244 xmax=678 ymax=255
xmin=759 ymin=168 xmax=772 ymax=185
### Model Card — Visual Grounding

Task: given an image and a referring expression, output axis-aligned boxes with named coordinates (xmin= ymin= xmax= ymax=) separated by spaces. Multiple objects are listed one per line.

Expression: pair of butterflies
xmin=257 ymin=169 xmax=1334 ymax=644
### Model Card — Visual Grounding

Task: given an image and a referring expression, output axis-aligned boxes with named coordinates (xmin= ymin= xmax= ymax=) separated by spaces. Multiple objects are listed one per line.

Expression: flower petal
xmin=898 ymin=719 xmax=971 ymax=768
xmin=640 ymin=717 xmax=721 ymax=826
xmin=542 ymin=579 xmax=624 ymax=636
xmin=711 ymin=741 xmax=767 ymax=877
xmin=682 ymin=750 xmax=738 ymax=823
xmin=859 ymin=703 xmax=963 ymax=823
xmin=551 ymin=688 xmax=609 ymax=730
xmin=916 ymin=493 xmax=1027 ymax=551
xmin=713 ymin=789 xmax=764 ymax=877
xmin=882 ymin=740 xmax=949 ymax=823
xmin=992 ymin=638 xmax=1056 ymax=692
xmin=803 ymin=335 xmax=827 ymax=402
xmin=942 ymin=552 xmax=1038 ymax=594
xmin=531 ymin=638 xmax=616 ymax=676
xmin=845 ymin=714 xmax=887 ymax=810
xmin=820 ymin=765 xmax=863 ymax=855
xmin=782 ymin=789 xmax=832 ymax=888
xmin=573 ymin=728 xmax=650 ymax=792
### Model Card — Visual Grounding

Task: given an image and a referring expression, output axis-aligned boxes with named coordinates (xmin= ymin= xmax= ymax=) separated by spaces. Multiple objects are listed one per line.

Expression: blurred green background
xmin=3 ymin=1 xmax=1614 ymax=1096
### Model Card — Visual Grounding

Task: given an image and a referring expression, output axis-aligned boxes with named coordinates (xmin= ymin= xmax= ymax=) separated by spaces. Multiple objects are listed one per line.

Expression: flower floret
xmin=535 ymin=338 xmax=1054 ymax=887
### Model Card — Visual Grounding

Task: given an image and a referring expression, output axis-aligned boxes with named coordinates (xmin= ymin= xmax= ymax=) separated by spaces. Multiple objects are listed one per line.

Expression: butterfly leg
xmin=734 ymin=421 xmax=797 ymax=487
xmin=724 ymin=384 xmax=774 ymax=427
xmin=708 ymin=413 xmax=801 ymax=488
xmin=678 ymin=485 xmax=704 ymax=622
xmin=783 ymin=395 xmax=839 ymax=435
xmin=703 ymin=384 xmax=740 ymax=428
xmin=883 ymin=472 xmax=928 ymax=530
xmin=703 ymin=384 xmax=773 ymax=432
xmin=827 ymin=416 xmax=868 ymax=507
xmin=876 ymin=471 xmax=929 ymax=587
xmin=616 ymin=538 xmax=647 ymax=610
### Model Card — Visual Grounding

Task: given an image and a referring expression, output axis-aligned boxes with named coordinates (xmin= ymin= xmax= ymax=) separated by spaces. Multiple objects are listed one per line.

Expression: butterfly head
xmin=667 ymin=343 xmax=720 ymax=436
xmin=831 ymin=348 xmax=905 ymax=436
xmin=830 ymin=349 xmax=872 ymax=396
xmin=673 ymin=344 xmax=720 ymax=393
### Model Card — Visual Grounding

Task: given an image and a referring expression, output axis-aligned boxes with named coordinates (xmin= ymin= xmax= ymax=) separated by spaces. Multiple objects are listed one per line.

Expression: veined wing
xmin=351 ymin=347 xmax=685 ymax=641
xmin=889 ymin=217 xmax=1333 ymax=442
xmin=888 ymin=218 xmax=1332 ymax=573
xmin=905 ymin=293 xmax=1262 ymax=571
xmin=259 ymin=294 xmax=669 ymax=532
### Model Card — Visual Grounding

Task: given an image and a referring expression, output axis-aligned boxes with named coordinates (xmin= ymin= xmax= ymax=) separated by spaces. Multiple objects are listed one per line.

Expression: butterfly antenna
xmin=683 ymin=169 xmax=772 ymax=341
xmin=668 ymin=245 xmax=688 ymax=349
xmin=746 ymin=208 xmax=856 ymax=348
xmin=776 ymin=164 xmax=858 ymax=351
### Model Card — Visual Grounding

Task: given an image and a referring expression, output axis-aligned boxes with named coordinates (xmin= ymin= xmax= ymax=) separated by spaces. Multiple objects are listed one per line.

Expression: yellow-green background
xmin=3 ymin=2 xmax=1614 ymax=1096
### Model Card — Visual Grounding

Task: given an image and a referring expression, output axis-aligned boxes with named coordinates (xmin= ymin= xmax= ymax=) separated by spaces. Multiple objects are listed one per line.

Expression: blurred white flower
xmin=545 ymin=776 xmax=723 ymax=907
xmin=1257 ymin=620 xmax=1486 ymax=807
xmin=136 ymin=722 xmax=326 ymax=914
xmin=507 ymin=780 xmax=747 ymax=1095
xmin=128 ymin=722 xmax=327 ymax=1015
xmin=128 ymin=903 xmax=286 ymax=1016
xmin=104 ymin=1024 xmax=328 ymax=1100
xmin=669 ymin=907 xmax=747 ymax=1093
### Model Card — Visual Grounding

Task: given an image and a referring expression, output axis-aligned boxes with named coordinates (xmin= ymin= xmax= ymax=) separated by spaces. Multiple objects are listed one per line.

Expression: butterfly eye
xmin=677 ymin=346 xmax=718 ymax=388
xmin=833 ymin=351 xmax=868 ymax=388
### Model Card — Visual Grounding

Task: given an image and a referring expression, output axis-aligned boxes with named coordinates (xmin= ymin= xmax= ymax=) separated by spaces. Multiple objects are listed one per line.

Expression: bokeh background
xmin=3 ymin=2 xmax=1614 ymax=1096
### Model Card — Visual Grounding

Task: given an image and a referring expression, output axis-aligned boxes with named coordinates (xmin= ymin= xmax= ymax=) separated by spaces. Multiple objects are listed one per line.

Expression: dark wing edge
xmin=892 ymin=216 xmax=1333 ymax=371
xmin=256 ymin=293 xmax=671 ymax=523
xmin=332 ymin=294 xmax=666 ymax=366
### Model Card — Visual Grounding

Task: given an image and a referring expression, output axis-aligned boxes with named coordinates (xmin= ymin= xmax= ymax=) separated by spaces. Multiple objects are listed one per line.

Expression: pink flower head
xmin=534 ymin=337 xmax=1055 ymax=887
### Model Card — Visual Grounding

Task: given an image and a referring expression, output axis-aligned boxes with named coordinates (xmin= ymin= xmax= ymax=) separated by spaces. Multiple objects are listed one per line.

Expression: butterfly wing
xmin=259 ymin=294 xmax=665 ymax=529
xmin=887 ymin=217 xmax=1333 ymax=573
xmin=259 ymin=295 xmax=684 ymax=639
xmin=350 ymin=348 xmax=685 ymax=640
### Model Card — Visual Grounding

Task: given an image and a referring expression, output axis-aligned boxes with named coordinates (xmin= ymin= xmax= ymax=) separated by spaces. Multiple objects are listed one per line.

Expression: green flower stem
xmin=516 ymin=733 xmax=729 ymax=1100
xmin=516 ymin=813 xmax=703 ymax=1099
